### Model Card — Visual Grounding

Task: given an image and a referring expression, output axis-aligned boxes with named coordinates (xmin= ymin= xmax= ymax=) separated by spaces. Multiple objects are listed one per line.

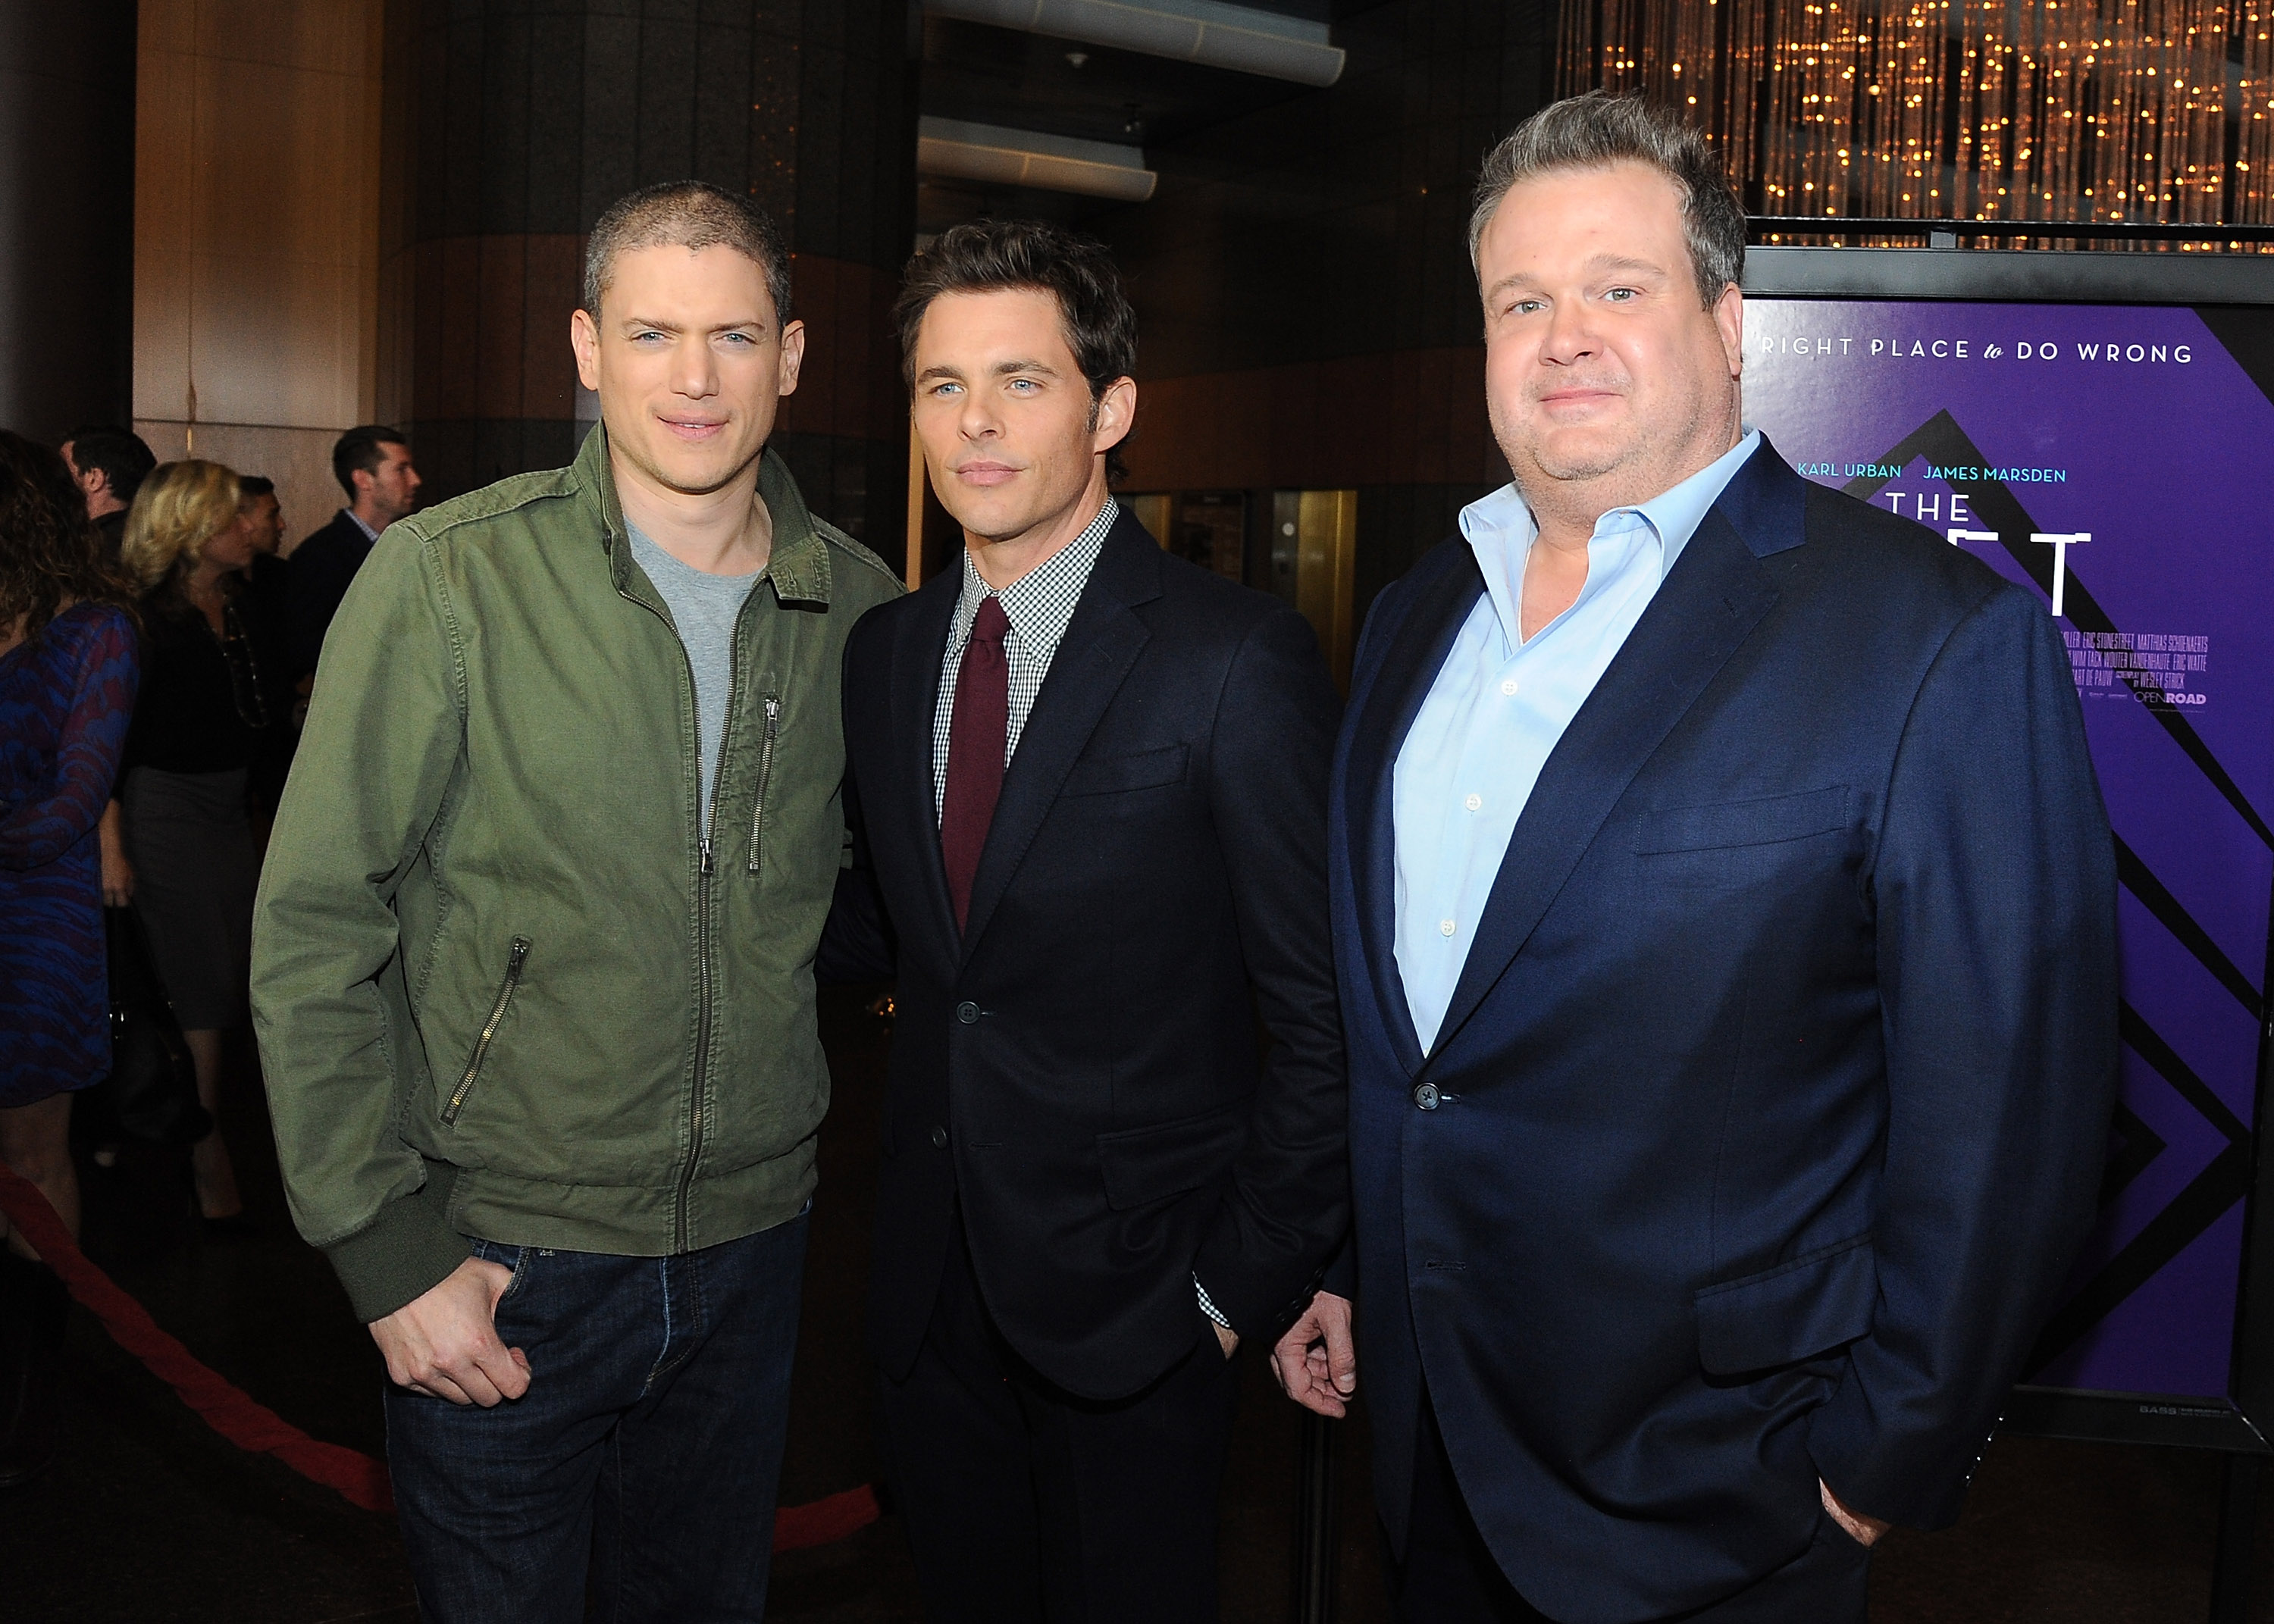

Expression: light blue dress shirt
xmin=1393 ymin=430 xmax=1762 ymax=1053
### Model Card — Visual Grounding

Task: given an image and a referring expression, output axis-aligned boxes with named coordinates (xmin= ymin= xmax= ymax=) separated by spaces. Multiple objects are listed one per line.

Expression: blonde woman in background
xmin=108 ymin=460 xmax=271 ymax=1229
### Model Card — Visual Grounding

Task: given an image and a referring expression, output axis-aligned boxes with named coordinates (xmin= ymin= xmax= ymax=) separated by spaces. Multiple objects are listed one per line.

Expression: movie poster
xmin=1745 ymin=299 xmax=2274 ymax=1401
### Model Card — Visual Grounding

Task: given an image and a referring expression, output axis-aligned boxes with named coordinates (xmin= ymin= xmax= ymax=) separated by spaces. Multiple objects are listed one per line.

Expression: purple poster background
xmin=1746 ymin=299 xmax=2274 ymax=1400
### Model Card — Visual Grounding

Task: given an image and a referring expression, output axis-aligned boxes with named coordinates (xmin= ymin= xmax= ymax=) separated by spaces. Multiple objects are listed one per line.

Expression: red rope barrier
xmin=0 ymin=1163 xmax=882 ymax=1547
xmin=0 ymin=1160 xmax=393 ymax=1511
xmin=775 ymin=1482 xmax=883 ymax=1551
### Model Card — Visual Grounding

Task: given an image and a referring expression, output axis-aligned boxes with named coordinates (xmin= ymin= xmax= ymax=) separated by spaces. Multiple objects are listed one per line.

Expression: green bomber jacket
xmin=250 ymin=424 xmax=903 ymax=1321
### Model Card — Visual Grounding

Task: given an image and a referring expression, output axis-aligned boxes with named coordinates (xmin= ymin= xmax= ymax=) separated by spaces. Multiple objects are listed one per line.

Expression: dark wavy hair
xmin=0 ymin=430 xmax=136 ymax=646
xmin=894 ymin=220 xmax=1139 ymax=483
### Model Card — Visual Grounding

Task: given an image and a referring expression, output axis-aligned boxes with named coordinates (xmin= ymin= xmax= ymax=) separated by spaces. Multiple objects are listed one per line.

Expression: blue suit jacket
xmin=283 ymin=509 xmax=376 ymax=681
xmin=1330 ymin=441 xmax=2117 ymax=1623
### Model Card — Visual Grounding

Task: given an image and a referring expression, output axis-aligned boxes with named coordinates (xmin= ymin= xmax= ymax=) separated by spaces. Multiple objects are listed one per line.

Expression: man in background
xmin=284 ymin=424 xmax=421 ymax=681
xmin=58 ymin=425 xmax=155 ymax=562
xmin=236 ymin=474 xmax=288 ymax=633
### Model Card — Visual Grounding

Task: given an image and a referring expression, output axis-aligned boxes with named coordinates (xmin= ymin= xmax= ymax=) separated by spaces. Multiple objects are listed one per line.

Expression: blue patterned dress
xmin=0 ymin=602 xmax=139 ymax=1107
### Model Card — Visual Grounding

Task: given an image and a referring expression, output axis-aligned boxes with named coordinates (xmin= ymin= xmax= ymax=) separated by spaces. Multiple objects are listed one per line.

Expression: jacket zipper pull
xmin=747 ymin=693 xmax=782 ymax=877
xmin=700 ymin=837 xmax=714 ymax=876
xmin=442 ymin=936 xmax=532 ymax=1126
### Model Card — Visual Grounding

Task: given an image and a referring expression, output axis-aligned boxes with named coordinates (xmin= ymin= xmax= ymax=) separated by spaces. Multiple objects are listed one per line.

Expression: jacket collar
xmin=578 ymin=421 xmax=832 ymax=606
xmin=1345 ymin=437 xmax=1806 ymax=1072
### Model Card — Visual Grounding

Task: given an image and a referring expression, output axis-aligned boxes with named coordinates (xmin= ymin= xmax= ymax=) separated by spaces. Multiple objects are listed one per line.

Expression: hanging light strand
xmin=1559 ymin=0 xmax=2272 ymax=246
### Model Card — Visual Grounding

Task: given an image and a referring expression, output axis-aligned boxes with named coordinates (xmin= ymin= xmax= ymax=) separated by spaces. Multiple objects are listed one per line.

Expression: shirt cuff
xmin=1194 ymin=1273 xmax=1233 ymax=1330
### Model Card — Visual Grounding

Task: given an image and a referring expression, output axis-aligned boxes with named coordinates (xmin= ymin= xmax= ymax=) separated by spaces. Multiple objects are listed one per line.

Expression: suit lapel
xmin=959 ymin=518 xmax=1159 ymax=960
xmin=891 ymin=568 xmax=963 ymax=972
xmin=1344 ymin=549 xmax=1487 ymax=1078
xmin=1425 ymin=446 xmax=1803 ymax=1063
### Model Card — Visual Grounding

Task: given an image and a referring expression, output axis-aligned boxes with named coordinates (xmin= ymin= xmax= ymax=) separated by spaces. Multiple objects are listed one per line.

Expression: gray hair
xmin=581 ymin=181 xmax=793 ymax=325
xmin=1468 ymin=92 xmax=1746 ymax=309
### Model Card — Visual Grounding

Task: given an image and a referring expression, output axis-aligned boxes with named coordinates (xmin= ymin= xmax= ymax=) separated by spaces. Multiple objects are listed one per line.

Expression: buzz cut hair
xmin=1468 ymin=92 xmax=1746 ymax=310
xmin=581 ymin=181 xmax=793 ymax=327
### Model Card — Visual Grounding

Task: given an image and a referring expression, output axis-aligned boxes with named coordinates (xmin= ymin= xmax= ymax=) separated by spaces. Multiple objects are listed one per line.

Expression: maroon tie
xmin=941 ymin=594 xmax=1010 ymax=933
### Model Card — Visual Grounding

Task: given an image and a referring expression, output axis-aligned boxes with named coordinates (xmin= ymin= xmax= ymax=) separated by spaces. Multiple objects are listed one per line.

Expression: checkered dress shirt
xmin=931 ymin=499 xmax=1118 ymax=823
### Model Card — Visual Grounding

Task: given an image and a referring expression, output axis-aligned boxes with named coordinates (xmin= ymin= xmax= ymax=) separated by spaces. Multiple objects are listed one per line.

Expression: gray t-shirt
xmin=627 ymin=522 xmax=760 ymax=834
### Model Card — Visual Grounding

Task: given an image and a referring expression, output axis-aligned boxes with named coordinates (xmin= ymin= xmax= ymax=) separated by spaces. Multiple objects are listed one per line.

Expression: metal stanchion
xmin=1293 ymin=1410 xmax=1339 ymax=1624
xmin=2210 ymin=1453 xmax=2260 ymax=1624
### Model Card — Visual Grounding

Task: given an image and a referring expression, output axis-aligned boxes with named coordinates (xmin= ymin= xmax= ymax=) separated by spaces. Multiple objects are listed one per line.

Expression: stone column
xmin=394 ymin=0 xmax=918 ymax=546
xmin=0 ymin=2 xmax=137 ymax=444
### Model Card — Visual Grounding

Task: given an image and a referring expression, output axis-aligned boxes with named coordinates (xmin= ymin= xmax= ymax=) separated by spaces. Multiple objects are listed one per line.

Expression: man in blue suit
xmin=1329 ymin=93 xmax=2118 ymax=1622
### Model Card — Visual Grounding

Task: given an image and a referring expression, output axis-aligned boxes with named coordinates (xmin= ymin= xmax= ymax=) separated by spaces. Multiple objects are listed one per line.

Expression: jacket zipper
xmin=616 ymin=544 xmax=755 ymax=1253
xmin=442 ymin=936 xmax=531 ymax=1125
xmin=746 ymin=693 xmax=781 ymax=876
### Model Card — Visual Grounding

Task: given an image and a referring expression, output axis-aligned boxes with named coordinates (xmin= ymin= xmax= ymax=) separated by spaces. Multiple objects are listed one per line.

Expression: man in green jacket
xmin=251 ymin=182 xmax=901 ymax=1622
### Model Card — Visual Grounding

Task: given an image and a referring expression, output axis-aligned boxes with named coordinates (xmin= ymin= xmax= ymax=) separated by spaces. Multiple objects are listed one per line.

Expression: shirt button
xmin=1501 ymin=677 xmax=1519 ymax=696
xmin=1439 ymin=918 xmax=1456 ymax=937
xmin=931 ymin=1125 xmax=949 ymax=1149
xmin=1414 ymin=1082 xmax=1441 ymax=1110
xmin=956 ymin=1001 xmax=980 ymax=1025
xmin=1464 ymin=793 xmax=1482 ymax=812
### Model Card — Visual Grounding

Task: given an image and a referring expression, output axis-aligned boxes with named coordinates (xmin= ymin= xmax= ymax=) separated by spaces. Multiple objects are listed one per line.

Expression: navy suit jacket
xmin=284 ymin=509 xmax=376 ymax=681
xmin=1331 ymin=441 xmax=2117 ymax=1623
xmin=827 ymin=514 xmax=1349 ymax=1400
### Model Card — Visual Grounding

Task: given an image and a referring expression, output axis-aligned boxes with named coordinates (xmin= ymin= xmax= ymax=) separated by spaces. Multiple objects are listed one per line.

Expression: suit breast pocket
xmin=1061 ymin=742 xmax=1189 ymax=799
xmin=1631 ymin=785 xmax=1850 ymax=891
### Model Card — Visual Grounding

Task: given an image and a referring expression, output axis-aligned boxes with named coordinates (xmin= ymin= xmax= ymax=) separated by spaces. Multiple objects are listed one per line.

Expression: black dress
xmin=119 ymin=588 xmax=271 ymax=1030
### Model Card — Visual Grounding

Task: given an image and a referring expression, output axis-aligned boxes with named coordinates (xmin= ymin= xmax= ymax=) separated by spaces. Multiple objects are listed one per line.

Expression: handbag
xmin=86 ymin=906 xmax=212 ymax=1147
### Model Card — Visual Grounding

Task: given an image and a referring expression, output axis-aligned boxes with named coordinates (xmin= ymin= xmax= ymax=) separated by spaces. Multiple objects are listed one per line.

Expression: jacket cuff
xmin=1806 ymin=1374 xmax=1978 ymax=1531
xmin=1193 ymin=1231 xmax=1334 ymax=1345
xmin=324 ymin=1166 xmax=471 ymax=1323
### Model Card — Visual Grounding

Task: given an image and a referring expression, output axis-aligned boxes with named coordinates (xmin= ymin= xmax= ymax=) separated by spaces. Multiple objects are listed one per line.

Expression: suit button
xmin=956 ymin=1001 xmax=979 ymax=1024
xmin=1414 ymin=1082 xmax=1440 ymax=1111
xmin=931 ymin=1125 xmax=948 ymax=1149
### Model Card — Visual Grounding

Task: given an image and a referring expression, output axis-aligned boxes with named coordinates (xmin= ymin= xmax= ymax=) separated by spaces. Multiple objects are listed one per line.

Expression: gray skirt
xmin=124 ymin=766 xmax=256 ymax=1031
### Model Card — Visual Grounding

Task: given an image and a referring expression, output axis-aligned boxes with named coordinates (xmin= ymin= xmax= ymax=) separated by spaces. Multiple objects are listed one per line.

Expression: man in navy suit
xmin=1331 ymin=93 xmax=2117 ymax=1622
xmin=284 ymin=424 xmax=421 ymax=682
xmin=827 ymin=221 xmax=1352 ymax=1621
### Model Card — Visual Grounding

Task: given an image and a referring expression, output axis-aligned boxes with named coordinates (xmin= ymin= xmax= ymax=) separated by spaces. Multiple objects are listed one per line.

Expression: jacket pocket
xmin=442 ymin=936 xmax=531 ymax=1126
xmin=1062 ymin=743 xmax=1189 ymax=798
xmin=746 ymin=690 xmax=782 ymax=876
xmin=1633 ymin=786 xmax=1850 ymax=854
xmin=1097 ymin=1100 xmax=1249 ymax=1210
xmin=1693 ymin=1232 xmax=1876 ymax=1375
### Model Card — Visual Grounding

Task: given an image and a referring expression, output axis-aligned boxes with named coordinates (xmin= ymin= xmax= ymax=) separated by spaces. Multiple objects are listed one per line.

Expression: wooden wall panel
xmin=134 ymin=0 xmax=387 ymax=544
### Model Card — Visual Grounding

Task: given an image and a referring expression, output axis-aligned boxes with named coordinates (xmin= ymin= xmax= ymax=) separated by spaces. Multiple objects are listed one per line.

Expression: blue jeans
xmin=384 ymin=1211 xmax=810 ymax=1623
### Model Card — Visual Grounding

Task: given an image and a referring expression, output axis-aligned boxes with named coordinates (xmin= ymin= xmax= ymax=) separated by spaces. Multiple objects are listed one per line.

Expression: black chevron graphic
xmin=2113 ymin=836 xmax=2263 ymax=1017
xmin=1837 ymin=408 xmax=2269 ymax=1373
xmin=2024 ymin=1003 xmax=2251 ymax=1375
xmin=2100 ymin=1100 xmax=2168 ymax=1209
